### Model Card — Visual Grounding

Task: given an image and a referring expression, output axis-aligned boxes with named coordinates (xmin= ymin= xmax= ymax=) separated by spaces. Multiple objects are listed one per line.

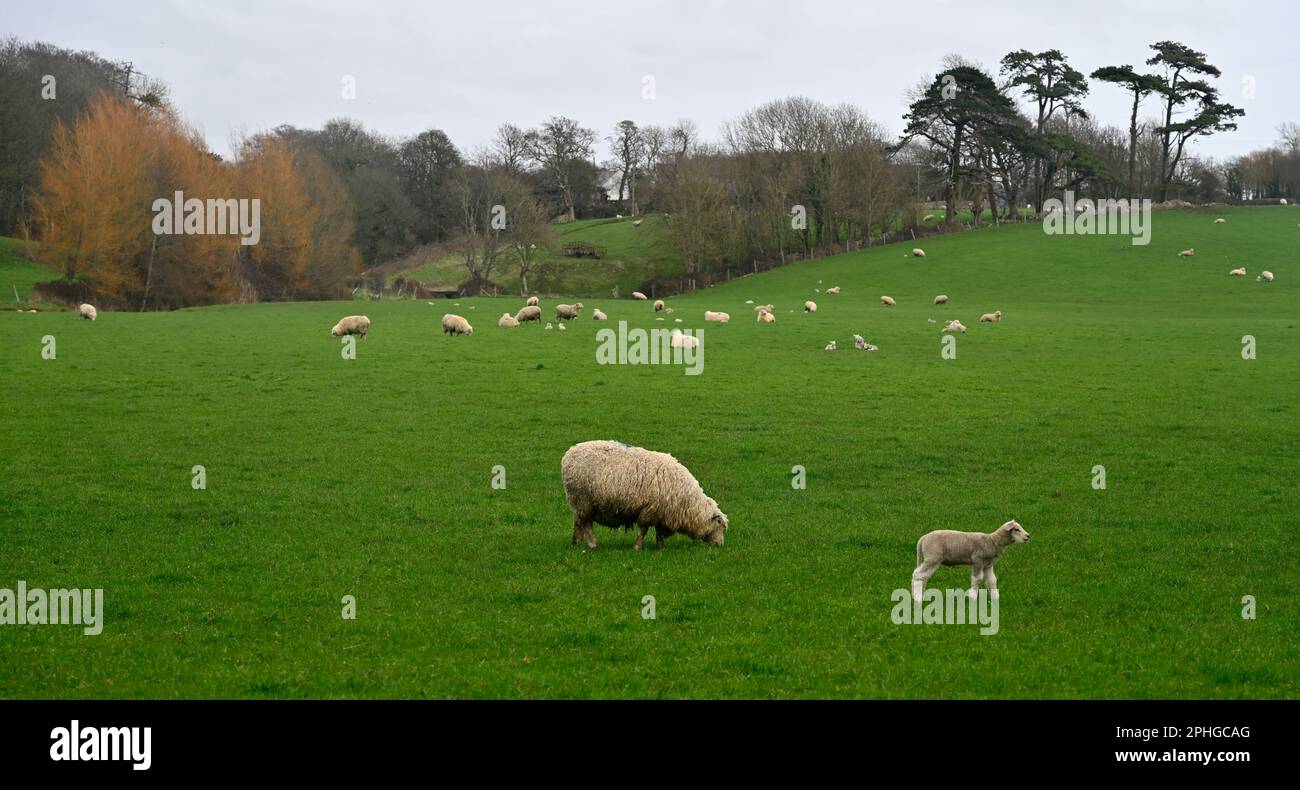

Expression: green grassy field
xmin=0 ymin=236 xmax=57 ymax=308
xmin=2 ymin=206 xmax=1297 ymax=698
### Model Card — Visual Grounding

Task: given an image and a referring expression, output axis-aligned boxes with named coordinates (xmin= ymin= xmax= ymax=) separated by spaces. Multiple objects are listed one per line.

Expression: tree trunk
xmin=1127 ymin=90 xmax=1140 ymax=196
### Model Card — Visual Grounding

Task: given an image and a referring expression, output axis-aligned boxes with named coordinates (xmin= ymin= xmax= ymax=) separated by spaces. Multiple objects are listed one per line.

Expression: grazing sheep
xmin=514 ymin=305 xmax=542 ymax=323
xmin=934 ymin=294 xmax=948 ymax=305
xmin=853 ymin=334 xmax=867 ymax=350
xmin=1178 ymin=248 xmax=1195 ymax=257
xmin=77 ymin=303 xmax=97 ymax=321
xmin=1214 ymin=218 xmax=1226 ymax=224
xmin=1229 ymin=267 xmax=1246 ymax=277
xmin=653 ymin=299 xmax=665 ymax=312
xmin=912 ymin=248 xmax=926 ymax=257
xmin=913 ymin=520 xmax=1031 ymax=601
xmin=670 ymin=329 xmax=699 ymax=349
xmin=804 ymin=301 xmax=817 ymax=313
xmin=826 ymin=286 xmax=841 ymax=294
xmin=979 ymin=310 xmax=1002 ymax=323
xmin=1258 ymin=271 xmax=1274 ymax=282
xmin=824 ymin=340 xmax=837 ymax=351
xmin=441 ymin=314 xmax=473 ymax=336
xmin=757 ymin=310 xmax=775 ymax=324
xmin=498 ymin=313 xmax=519 ymax=328
xmin=754 ymin=303 xmax=774 ymax=313
xmin=942 ymin=320 xmax=967 ymax=334
xmin=880 ymin=295 xmax=896 ymax=306
xmin=1281 ymin=199 xmax=1289 ymax=205
xmin=562 ymin=440 xmax=727 ymax=550
xmin=591 ymin=308 xmax=608 ymax=320
xmin=555 ymin=303 xmax=584 ymax=321
xmin=526 ymin=296 xmax=539 ymax=307
xmin=704 ymin=310 xmax=730 ymax=322
xmin=632 ymin=291 xmax=648 ymax=300
xmin=331 ymin=315 xmax=370 ymax=337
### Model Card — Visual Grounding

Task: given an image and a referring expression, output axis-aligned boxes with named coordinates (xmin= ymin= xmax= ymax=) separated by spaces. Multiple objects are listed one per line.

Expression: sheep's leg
xmin=968 ymin=563 xmax=984 ymax=600
xmin=634 ymin=524 xmax=648 ymax=551
xmin=572 ymin=515 xmax=597 ymax=549
xmin=655 ymin=528 xmax=667 ymax=549
xmin=912 ymin=559 xmax=940 ymax=602
xmin=985 ymin=565 xmax=999 ymax=600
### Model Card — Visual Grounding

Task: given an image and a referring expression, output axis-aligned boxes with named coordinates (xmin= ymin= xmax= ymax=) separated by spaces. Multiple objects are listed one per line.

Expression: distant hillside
xmin=0 ymin=237 xmax=59 ymax=308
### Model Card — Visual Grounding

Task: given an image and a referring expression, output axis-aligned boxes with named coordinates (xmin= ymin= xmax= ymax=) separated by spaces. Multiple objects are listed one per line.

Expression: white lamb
xmin=1258 ymin=271 xmax=1274 ymax=282
xmin=880 ymin=295 xmax=896 ymax=306
xmin=1229 ymin=267 xmax=1246 ymax=277
xmin=804 ymin=301 xmax=817 ymax=313
xmin=912 ymin=520 xmax=1031 ymax=602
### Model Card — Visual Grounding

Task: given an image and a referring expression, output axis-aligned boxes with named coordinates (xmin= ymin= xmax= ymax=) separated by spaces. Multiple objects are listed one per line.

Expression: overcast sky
xmin=7 ymin=0 xmax=1298 ymax=161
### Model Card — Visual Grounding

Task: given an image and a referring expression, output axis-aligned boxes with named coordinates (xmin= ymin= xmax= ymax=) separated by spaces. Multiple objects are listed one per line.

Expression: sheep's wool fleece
xmin=561 ymin=440 xmax=721 ymax=539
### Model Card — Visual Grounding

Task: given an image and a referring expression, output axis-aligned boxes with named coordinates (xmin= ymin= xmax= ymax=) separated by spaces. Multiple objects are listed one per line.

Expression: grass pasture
xmin=1 ymin=206 xmax=1297 ymax=699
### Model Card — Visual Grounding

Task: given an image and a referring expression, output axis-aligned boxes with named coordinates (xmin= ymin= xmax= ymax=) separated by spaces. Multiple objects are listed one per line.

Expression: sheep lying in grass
xmin=556 ymin=303 xmax=584 ymax=321
xmin=754 ymin=303 xmax=774 ymax=313
xmin=561 ymin=440 xmax=728 ymax=550
xmin=441 ymin=314 xmax=473 ymax=336
xmin=912 ymin=248 xmax=926 ymax=257
xmin=824 ymin=340 xmax=837 ymax=351
xmin=653 ymin=299 xmax=665 ymax=312
xmin=558 ymin=323 xmax=566 ymax=331
xmin=498 ymin=313 xmax=519 ymax=328
xmin=1258 ymin=271 xmax=1274 ymax=282
xmin=704 ymin=310 xmax=730 ymax=322
xmin=670 ymin=329 xmax=699 ymax=349
xmin=880 ymin=295 xmax=896 ymax=306
xmin=632 ymin=291 xmax=648 ymax=300
xmin=804 ymin=301 xmax=817 ymax=313
xmin=1214 ymin=218 xmax=1226 ymax=224
xmin=942 ymin=319 xmax=967 ymax=334
xmin=826 ymin=286 xmax=841 ymax=294
xmin=78 ymin=303 xmax=97 ymax=321
xmin=1229 ymin=267 xmax=1247 ymax=277
xmin=526 ymin=296 xmax=539 ymax=307
xmin=591 ymin=308 xmax=608 ymax=320
xmin=934 ymin=294 xmax=948 ymax=305
xmin=514 ymin=305 xmax=542 ymax=323
xmin=979 ymin=310 xmax=1002 ymax=322
xmin=757 ymin=310 xmax=775 ymax=323
xmin=912 ymin=520 xmax=1031 ymax=602
xmin=331 ymin=315 xmax=370 ymax=337
xmin=545 ymin=323 xmax=553 ymax=330
xmin=1178 ymin=248 xmax=1195 ymax=257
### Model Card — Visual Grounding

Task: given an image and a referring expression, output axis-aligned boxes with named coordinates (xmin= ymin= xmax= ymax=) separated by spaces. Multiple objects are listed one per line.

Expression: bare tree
xmin=524 ymin=116 xmax=596 ymax=222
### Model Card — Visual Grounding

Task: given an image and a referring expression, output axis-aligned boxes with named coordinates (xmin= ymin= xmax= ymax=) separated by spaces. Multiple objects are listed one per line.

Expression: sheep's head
xmin=330 ymin=325 xmax=341 ymax=336
xmin=1001 ymin=520 xmax=1030 ymax=543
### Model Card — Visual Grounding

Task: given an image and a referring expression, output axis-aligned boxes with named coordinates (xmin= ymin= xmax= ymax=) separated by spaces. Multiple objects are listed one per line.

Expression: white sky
xmin=7 ymin=0 xmax=1297 ymax=161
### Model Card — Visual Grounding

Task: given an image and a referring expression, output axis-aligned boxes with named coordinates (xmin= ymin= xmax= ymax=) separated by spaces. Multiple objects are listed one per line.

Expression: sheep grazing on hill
xmin=757 ymin=310 xmax=775 ymax=324
xmin=653 ymin=299 xmax=665 ymax=312
xmin=498 ymin=313 xmax=519 ymax=328
xmin=1214 ymin=218 xmax=1226 ymax=224
xmin=934 ymin=294 xmax=948 ymax=305
xmin=912 ymin=520 xmax=1031 ymax=602
xmin=824 ymin=340 xmax=837 ymax=351
xmin=632 ymin=291 xmax=648 ymax=300
xmin=77 ymin=303 xmax=97 ymax=321
xmin=804 ymin=301 xmax=817 ymax=313
xmin=826 ymin=286 xmax=841 ymax=294
xmin=942 ymin=320 xmax=967 ymax=334
xmin=555 ymin=302 xmax=584 ymax=321
xmin=331 ymin=315 xmax=370 ymax=337
xmin=441 ymin=314 xmax=473 ymax=336
xmin=591 ymin=308 xmax=608 ymax=320
xmin=514 ymin=305 xmax=542 ymax=323
xmin=562 ymin=440 xmax=727 ymax=550
xmin=526 ymin=296 xmax=539 ymax=307
xmin=1258 ymin=271 xmax=1274 ymax=282
xmin=880 ymin=295 xmax=896 ymax=306
xmin=704 ymin=310 xmax=730 ymax=323
xmin=1178 ymin=248 xmax=1195 ymax=257
xmin=1229 ymin=267 xmax=1247 ymax=277
xmin=911 ymin=248 xmax=926 ymax=257
xmin=670 ymin=329 xmax=699 ymax=349
xmin=979 ymin=310 xmax=1002 ymax=323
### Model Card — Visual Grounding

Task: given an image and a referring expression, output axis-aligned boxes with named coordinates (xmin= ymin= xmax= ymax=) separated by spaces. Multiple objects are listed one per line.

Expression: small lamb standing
xmin=331 ymin=315 xmax=370 ymax=337
xmin=526 ymin=296 xmax=539 ymax=307
xmin=979 ymin=310 xmax=1002 ymax=323
xmin=1178 ymin=248 xmax=1195 ymax=257
xmin=441 ymin=314 xmax=473 ymax=336
xmin=1229 ymin=267 xmax=1246 ymax=277
xmin=912 ymin=248 xmax=926 ymax=257
xmin=498 ymin=313 xmax=519 ymax=328
xmin=934 ymin=294 xmax=948 ymax=305
xmin=880 ymin=295 xmax=896 ymax=306
xmin=653 ymin=299 xmax=665 ymax=312
xmin=912 ymin=520 xmax=1031 ymax=602
xmin=1258 ymin=271 xmax=1274 ymax=282
xmin=804 ymin=301 xmax=817 ymax=313
xmin=561 ymin=440 xmax=728 ymax=550
xmin=78 ymin=303 xmax=98 ymax=320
